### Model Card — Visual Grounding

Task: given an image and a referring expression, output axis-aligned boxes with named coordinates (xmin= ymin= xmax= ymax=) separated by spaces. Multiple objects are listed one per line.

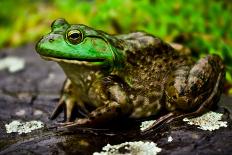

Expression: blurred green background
xmin=0 ymin=0 xmax=232 ymax=94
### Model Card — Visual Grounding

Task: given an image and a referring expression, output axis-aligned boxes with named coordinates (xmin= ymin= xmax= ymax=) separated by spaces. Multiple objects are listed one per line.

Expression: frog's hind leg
xmin=171 ymin=66 xmax=224 ymax=120
xmin=172 ymin=55 xmax=225 ymax=113
xmin=143 ymin=55 xmax=225 ymax=132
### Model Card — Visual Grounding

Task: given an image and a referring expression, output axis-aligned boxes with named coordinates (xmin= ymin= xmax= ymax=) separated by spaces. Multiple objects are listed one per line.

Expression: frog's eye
xmin=66 ymin=30 xmax=83 ymax=44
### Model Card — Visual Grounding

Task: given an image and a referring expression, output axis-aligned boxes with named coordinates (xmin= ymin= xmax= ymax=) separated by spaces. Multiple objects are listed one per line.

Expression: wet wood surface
xmin=0 ymin=44 xmax=232 ymax=155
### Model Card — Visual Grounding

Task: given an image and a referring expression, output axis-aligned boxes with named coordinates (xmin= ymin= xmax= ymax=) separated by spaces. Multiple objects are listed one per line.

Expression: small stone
xmin=33 ymin=110 xmax=43 ymax=116
xmin=15 ymin=109 xmax=26 ymax=116
xmin=167 ymin=136 xmax=173 ymax=142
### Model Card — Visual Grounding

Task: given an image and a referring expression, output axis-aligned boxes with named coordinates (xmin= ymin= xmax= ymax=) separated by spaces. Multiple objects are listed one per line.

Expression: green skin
xmin=36 ymin=18 xmax=225 ymax=130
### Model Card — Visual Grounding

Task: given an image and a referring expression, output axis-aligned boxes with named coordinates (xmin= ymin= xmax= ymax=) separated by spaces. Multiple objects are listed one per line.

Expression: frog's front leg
xmin=50 ymin=79 xmax=89 ymax=122
xmin=63 ymin=76 xmax=133 ymax=127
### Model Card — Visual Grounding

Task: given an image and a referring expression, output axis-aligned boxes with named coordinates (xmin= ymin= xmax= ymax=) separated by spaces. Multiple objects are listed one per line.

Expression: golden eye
xmin=66 ymin=30 xmax=82 ymax=44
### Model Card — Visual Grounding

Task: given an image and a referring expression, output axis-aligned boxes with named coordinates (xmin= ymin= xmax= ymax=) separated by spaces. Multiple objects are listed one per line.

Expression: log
xmin=0 ymin=44 xmax=231 ymax=155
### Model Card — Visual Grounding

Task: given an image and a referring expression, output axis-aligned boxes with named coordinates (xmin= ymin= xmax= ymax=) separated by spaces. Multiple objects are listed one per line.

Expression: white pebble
xmin=33 ymin=110 xmax=43 ymax=116
xmin=167 ymin=136 xmax=173 ymax=142
xmin=15 ymin=109 xmax=26 ymax=116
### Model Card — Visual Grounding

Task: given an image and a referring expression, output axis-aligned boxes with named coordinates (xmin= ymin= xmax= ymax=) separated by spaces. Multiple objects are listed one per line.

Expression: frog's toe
xmin=56 ymin=121 xmax=73 ymax=126
xmin=50 ymin=96 xmax=65 ymax=120
xmin=141 ymin=112 xmax=180 ymax=133
xmin=50 ymin=96 xmax=77 ymax=122
xmin=74 ymin=118 xmax=91 ymax=125
xmin=65 ymin=98 xmax=76 ymax=122
xmin=60 ymin=118 xmax=91 ymax=128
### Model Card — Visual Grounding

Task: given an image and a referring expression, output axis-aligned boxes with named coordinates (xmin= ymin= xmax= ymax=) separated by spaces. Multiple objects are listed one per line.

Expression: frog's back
xmin=115 ymin=32 xmax=194 ymax=118
xmin=115 ymin=32 xmax=190 ymax=64
xmin=115 ymin=31 xmax=193 ymax=88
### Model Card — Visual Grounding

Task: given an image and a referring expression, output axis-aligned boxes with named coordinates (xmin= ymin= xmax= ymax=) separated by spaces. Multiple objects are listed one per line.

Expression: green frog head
xmin=36 ymin=18 xmax=125 ymax=69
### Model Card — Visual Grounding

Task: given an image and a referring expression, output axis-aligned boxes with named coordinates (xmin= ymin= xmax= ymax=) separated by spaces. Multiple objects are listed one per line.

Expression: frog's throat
xmin=40 ymin=55 xmax=104 ymax=67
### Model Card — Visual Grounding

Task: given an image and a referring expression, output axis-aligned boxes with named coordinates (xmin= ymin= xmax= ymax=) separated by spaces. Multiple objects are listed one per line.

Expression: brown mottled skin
xmin=36 ymin=19 xmax=225 ymax=130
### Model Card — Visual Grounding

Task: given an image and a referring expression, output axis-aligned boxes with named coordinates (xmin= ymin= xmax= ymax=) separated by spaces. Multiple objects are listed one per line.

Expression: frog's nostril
xmin=49 ymin=38 xmax=54 ymax=42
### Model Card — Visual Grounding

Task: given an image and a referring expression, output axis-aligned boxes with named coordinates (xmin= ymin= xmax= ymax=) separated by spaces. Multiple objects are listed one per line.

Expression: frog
xmin=36 ymin=18 xmax=225 ymax=130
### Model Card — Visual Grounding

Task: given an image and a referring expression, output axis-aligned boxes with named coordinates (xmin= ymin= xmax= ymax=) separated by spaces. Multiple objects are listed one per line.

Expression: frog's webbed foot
xmin=50 ymin=79 xmax=89 ymax=122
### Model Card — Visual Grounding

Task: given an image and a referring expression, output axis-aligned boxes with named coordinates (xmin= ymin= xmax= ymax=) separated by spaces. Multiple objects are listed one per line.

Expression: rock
xmin=0 ymin=44 xmax=232 ymax=155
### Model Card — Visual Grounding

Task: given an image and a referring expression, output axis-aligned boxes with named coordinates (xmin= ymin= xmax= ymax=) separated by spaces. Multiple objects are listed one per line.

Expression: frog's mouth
xmin=41 ymin=55 xmax=105 ymax=66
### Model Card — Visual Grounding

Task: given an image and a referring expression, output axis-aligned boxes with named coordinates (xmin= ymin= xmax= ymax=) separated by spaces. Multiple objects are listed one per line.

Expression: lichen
xmin=5 ymin=120 xmax=44 ymax=134
xmin=93 ymin=141 xmax=162 ymax=155
xmin=183 ymin=111 xmax=227 ymax=131
xmin=140 ymin=120 xmax=156 ymax=131
xmin=0 ymin=56 xmax=25 ymax=73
